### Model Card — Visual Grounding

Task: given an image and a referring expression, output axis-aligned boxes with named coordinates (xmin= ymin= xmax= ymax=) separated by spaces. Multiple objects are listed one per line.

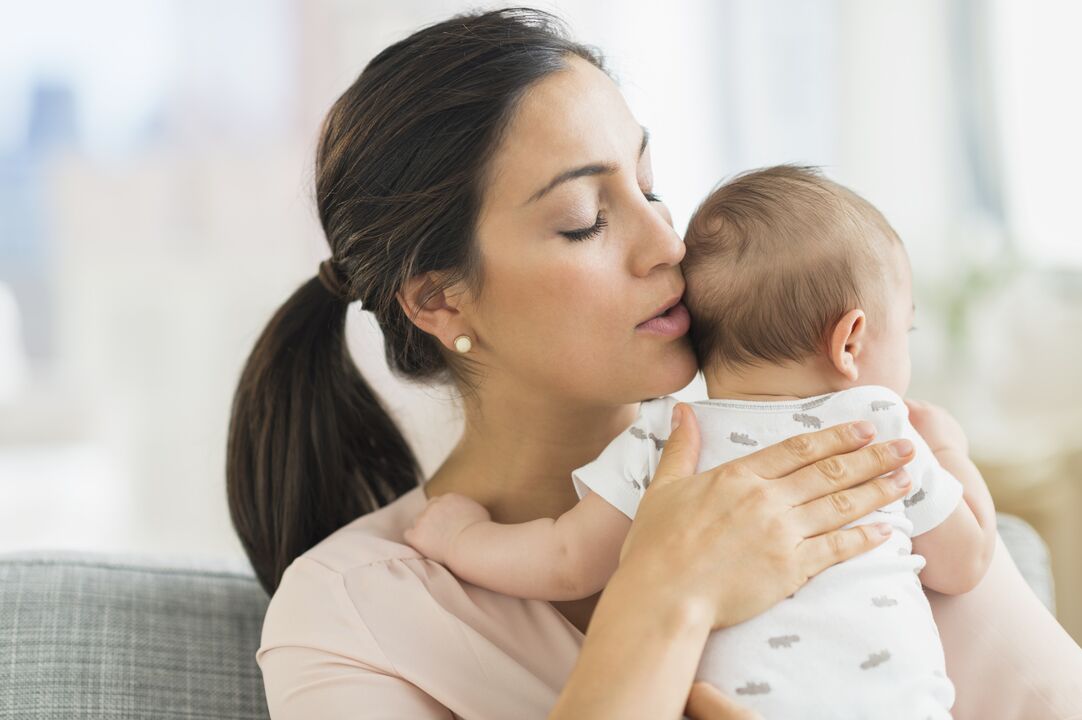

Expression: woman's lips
xmin=635 ymin=301 xmax=690 ymax=337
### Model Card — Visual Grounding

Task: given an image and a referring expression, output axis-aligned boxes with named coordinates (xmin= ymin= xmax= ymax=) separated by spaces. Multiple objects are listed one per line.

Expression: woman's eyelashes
xmin=559 ymin=189 xmax=663 ymax=242
xmin=561 ymin=213 xmax=608 ymax=242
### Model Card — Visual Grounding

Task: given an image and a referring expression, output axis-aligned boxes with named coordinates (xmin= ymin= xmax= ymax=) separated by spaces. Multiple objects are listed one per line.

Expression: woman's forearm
xmin=549 ymin=560 xmax=713 ymax=719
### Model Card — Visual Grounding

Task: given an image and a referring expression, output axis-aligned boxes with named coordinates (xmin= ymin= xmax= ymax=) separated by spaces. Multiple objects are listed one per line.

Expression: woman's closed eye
xmin=561 ymin=212 xmax=608 ymax=242
xmin=559 ymin=189 xmax=664 ymax=242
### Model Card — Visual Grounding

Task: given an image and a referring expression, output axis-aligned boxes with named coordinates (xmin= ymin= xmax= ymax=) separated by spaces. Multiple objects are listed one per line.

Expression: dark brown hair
xmin=226 ymin=8 xmax=605 ymax=595
xmin=682 ymin=164 xmax=903 ymax=373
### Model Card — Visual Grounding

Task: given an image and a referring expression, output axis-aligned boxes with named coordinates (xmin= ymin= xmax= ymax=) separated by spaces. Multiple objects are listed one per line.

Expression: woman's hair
xmin=226 ymin=7 xmax=605 ymax=595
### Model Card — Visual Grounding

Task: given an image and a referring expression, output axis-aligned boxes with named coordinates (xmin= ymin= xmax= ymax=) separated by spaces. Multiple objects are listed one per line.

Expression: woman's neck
xmin=423 ymin=387 xmax=640 ymax=525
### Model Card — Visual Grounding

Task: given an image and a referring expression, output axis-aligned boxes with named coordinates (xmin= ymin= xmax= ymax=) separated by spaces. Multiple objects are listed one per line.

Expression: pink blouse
xmin=256 ymin=483 xmax=1082 ymax=719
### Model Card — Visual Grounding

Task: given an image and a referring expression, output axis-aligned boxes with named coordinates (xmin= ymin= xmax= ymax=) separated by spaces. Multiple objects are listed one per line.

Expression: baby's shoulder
xmin=634 ymin=395 xmax=682 ymax=435
xmin=823 ymin=385 xmax=910 ymax=438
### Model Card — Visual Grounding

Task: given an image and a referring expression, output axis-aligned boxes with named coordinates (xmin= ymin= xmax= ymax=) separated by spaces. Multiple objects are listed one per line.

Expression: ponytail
xmin=226 ymin=277 xmax=420 ymax=595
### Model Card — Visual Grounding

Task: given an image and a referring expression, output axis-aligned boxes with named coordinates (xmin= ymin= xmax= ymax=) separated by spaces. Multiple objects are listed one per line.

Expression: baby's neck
xmin=702 ymin=359 xmax=842 ymax=402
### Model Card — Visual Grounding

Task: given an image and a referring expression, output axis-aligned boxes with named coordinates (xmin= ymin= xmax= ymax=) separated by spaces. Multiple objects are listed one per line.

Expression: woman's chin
xmin=640 ymin=343 xmax=699 ymax=398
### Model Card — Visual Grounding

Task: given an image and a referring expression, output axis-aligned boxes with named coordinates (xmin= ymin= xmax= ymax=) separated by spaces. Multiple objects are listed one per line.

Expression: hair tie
xmin=317 ymin=258 xmax=347 ymax=302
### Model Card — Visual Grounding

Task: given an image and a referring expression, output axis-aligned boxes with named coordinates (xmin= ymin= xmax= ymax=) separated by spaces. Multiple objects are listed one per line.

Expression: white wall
xmin=1 ymin=0 xmax=1080 ymax=563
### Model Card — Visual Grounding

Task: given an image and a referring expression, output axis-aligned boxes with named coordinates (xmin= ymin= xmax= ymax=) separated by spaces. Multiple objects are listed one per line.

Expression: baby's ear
xmin=828 ymin=308 xmax=866 ymax=382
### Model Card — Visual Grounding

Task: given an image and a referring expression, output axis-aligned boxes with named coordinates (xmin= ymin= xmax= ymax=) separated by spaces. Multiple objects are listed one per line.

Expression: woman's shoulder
xmin=256 ymin=484 xmax=474 ymax=717
xmin=302 ymin=483 xmax=429 ymax=572
xmin=258 ymin=484 xmax=430 ymax=654
xmin=257 ymin=483 xmax=584 ymax=718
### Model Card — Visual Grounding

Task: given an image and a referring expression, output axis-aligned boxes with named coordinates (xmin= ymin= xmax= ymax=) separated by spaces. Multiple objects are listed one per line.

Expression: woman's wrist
xmin=611 ymin=553 xmax=717 ymax=633
xmin=550 ymin=558 xmax=715 ymax=719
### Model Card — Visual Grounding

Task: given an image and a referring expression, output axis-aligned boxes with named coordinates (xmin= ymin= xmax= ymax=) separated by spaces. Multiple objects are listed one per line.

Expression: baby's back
xmin=684 ymin=387 xmax=954 ymax=718
xmin=571 ymin=384 xmax=964 ymax=717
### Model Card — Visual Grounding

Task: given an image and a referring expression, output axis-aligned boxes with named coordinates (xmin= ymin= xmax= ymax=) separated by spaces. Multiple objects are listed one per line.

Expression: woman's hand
xmin=618 ymin=402 xmax=915 ymax=630
xmin=555 ymin=401 xmax=916 ymax=719
xmin=403 ymin=492 xmax=491 ymax=565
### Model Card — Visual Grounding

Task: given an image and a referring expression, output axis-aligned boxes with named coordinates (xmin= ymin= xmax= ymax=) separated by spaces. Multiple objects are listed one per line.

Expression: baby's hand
xmin=403 ymin=492 xmax=491 ymax=565
xmin=905 ymin=398 xmax=969 ymax=456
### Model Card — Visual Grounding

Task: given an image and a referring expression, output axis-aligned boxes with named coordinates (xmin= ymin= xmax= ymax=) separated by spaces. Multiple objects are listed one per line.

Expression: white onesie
xmin=571 ymin=385 xmax=964 ymax=720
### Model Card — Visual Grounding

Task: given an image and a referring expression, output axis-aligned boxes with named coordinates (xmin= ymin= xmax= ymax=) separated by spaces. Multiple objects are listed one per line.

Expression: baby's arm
xmin=404 ymin=490 xmax=632 ymax=601
xmin=905 ymin=400 xmax=997 ymax=595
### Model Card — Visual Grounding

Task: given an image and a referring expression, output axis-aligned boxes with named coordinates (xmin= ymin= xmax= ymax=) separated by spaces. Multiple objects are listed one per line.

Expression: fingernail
xmin=671 ymin=405 xmax=683 ymax=433
xmin=851 ymin=421 xmax=875 ymax=439
xmin=889 ymin=439 xmax=914 ymax=457
xmin=876 ymin=523 xmax=893 ymax=536
xmin=890 ymin=470 xmax=910 ymax=487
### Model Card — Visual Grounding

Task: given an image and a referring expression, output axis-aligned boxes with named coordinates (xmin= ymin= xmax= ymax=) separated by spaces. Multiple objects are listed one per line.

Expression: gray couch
xmin=0 ymin=514 xmax=1056 ymax=719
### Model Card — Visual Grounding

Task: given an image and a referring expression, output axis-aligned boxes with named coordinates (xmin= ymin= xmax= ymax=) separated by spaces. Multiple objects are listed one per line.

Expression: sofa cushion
xmin=0 ymin=550 xmax=270 ymax=719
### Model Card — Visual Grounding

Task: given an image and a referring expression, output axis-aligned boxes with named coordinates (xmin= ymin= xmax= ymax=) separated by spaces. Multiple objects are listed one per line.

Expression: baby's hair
xmin=682 ymin=164 xmax=903 ymax=373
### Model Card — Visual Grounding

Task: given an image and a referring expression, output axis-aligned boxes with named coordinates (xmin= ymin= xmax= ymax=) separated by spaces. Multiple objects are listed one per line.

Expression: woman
xmin=226 ymin=8 xmax=1082 ymax=719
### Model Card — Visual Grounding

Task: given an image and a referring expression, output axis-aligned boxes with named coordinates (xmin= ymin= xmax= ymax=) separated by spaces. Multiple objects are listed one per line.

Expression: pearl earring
xmin=453 ymin=334 xmax=472 ymax=354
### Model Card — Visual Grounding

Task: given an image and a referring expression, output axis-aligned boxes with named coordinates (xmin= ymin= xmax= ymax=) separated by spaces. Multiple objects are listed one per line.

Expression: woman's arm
xmin=257 ymin=557 xmax=458 ymax=720
xmin=405 ymin=490 xmax=631 ymax=600
xmin=260 ymin=645 xmax=455 ymax=719
xmin=552 ymin=553 xmax=715 ymax=719
xmin=549 ymin=404 xmax=918 ymax=720
xmin=927 ymin=531 xmax=1082 ymax=720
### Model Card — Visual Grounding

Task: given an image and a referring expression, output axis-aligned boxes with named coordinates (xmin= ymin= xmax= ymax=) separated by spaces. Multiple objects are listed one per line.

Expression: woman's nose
xmin=629 ymin=200 xmax=686 ymax=277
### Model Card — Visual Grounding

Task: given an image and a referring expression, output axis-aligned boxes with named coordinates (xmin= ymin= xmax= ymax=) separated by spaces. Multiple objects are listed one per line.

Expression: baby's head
xmin=682 ymin=165 xmax=914 ymax=398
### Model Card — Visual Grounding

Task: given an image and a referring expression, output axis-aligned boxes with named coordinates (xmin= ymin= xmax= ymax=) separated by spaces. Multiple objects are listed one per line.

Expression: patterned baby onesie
xmin=571 ymin=385 xmax=964 ymax=720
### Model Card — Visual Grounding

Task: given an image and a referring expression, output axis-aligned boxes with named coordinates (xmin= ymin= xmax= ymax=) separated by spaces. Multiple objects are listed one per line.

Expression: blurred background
xmin=1 ymin=0 xmax=1079 ymax=639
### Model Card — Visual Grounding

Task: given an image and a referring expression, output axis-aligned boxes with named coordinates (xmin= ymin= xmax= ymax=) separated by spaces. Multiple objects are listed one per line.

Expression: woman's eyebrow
xmin=524 ymin=126 xmax=650 ymax=205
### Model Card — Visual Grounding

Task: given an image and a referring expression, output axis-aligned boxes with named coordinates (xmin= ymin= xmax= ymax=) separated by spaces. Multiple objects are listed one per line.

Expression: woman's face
xmin=464 ymin=56 xmax=698 ymax=406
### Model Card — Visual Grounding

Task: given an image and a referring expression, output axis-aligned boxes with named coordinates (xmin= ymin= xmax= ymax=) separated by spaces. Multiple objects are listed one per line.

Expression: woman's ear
xmin=395 ymin=272 xmax=472 ymax=351
xmin=828 ymin=308 xmax=865 ymax=382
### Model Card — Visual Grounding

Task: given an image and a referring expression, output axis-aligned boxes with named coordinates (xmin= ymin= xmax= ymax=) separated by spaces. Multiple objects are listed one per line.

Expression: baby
xmin=404 ymin=165 xmax=998 ymax=719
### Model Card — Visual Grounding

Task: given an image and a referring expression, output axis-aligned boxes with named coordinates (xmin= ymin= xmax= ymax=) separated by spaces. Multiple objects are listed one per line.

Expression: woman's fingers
xmin=774 ymin=437 xmax=915 ymax=507
xmin=738 ymin=421 xmax=878 ymax=479
xmin=789 ymin=466 xmax=912 ymax=538
xmin=649 ymin=403 xmax=702 ymax=491
xmin=797 ymin=522 xmax=895 ymax=579
xmin=685 ymin=681 xmax=765 ymax=720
